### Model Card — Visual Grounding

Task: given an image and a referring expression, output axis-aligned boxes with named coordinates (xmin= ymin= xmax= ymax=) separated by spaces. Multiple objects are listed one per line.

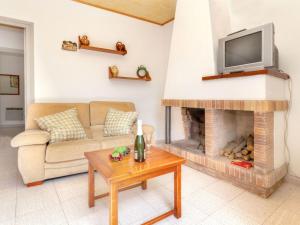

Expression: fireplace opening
xmin=217 ymin=110 xmax=254 ymax=162
xmin=172 ymin=108 xmax=205 ymax=153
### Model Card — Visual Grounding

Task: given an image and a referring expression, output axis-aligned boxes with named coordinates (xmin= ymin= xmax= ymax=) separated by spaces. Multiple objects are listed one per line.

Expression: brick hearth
xmin=161 ymin=99 xmax=289 ymax=198
xmin=159 ymin=143 xmax=287 ymax=198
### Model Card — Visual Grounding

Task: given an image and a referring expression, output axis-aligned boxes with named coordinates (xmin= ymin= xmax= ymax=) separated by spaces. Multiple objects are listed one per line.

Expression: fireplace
xmin=172 ymin=108 xmax=205 ymax=153
xmin=161 ymin=99 xmax=288 ymax=198
xmin=208 ymin=110 xmax=254 ymax=162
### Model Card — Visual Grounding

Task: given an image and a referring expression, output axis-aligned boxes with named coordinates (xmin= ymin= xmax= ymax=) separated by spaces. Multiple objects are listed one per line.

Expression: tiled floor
xmin=1 ymin=133 xmax=300 ymax=225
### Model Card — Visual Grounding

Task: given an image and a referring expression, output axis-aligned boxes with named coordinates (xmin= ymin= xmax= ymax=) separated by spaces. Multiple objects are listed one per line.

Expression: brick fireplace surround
xmin=161 ymin=99 xmax=289 ymax=198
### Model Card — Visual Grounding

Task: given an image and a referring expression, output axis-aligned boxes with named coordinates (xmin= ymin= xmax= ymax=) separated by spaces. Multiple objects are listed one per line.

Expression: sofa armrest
xmin=11 ymin=130 xmax=50 ymax=148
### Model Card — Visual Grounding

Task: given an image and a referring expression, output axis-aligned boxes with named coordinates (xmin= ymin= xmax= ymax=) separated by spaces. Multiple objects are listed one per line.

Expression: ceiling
xmin=73 ymin=0 xmax=177 ymax=25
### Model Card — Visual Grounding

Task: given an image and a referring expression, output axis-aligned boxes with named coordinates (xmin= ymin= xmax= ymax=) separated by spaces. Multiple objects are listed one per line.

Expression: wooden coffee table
xmin=84 ymin=146 xmax=185 ymax=225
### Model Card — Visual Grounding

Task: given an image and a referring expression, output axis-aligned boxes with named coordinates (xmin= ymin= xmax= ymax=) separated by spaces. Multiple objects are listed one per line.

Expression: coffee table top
xmin=85 ymin=146 xmax=185 ymax=183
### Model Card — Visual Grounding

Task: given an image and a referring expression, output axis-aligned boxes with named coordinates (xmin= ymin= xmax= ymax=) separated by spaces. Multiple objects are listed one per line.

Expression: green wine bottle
xmin=134 ymin=120 xmax=145 ymax=162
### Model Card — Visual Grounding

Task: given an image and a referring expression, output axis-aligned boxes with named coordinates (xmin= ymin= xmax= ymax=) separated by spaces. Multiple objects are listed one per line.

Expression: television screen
xmin=225 ymin=31 xmax=262 ymax=67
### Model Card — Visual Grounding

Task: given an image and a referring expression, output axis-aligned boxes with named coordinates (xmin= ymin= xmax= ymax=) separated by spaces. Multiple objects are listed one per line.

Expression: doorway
xmin=0 ymin=17 xmax=34 ymax=137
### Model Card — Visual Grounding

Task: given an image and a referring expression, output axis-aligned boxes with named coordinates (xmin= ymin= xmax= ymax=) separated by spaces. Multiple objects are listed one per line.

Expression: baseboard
xmin=286 ymin=174 xmax=300 ymax=185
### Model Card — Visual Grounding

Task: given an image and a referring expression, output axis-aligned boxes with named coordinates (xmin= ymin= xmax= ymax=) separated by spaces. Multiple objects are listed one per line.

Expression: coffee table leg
xmin=88 ymin=163 xmax=95 ymax=208
xmin=174 ymin=165 xmax=181 ymax=218
xmin=109 ymin=183 xmax=118 ymax=225
xmin=142 ymin=180 xmax=147 ymax=190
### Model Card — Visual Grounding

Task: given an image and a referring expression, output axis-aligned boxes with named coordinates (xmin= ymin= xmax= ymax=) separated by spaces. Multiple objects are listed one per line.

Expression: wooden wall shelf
xmin=78 ymin=37 xmax=127 ymax=55
xmin=202 ymin=69 xmax=290 ymax=81
xmin=79 ymin=45 xmax=127 ymax=55
xmin=108 ymin=67 xmax=151 ymax=81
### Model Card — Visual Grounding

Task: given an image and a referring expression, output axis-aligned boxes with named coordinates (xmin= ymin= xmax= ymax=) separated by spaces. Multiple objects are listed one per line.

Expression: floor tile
xmin=147 ymin=173 xmax=173 ymax=188
xmin=263 ymin=209 xmax=300 ymax=225
xmin=61 ymin=194 xmax=105 ymax=223
xmin=0 ymin=193 xmax=16 ymax=223
xmin=207 ymin=206 xmax=262 ymax=225
xmin=0 ymin=169 xmax=18 ymax=192
xmin=203 ymin=180 xmax=244 ymax=201
xmin=16 ymin=181 xmax=60 ymax=217
xmin=15 ymin=204 xmax=67 ymax=225
xmin=185 ymin=189 xmax=227 ymax=215
xmin=0 ymin=220 xmax=15 ymax=225
xmin=271 ymin=191 xmax=300 ymax=215
xmin=54 ymin=173 xmax=108 ymax=202
xmin=119 ymin=191 xmax=157 ymax=225
xmin=201 ymin=216 xmax=226 ymax=225
xmin=161 ymin=199 xmax=208 ymax=225
xmin=54 ymin=173 xmax=88 ymax=202
xmin=227 ymin=191 xmax=280 ymax=223
xmin=68 ymin=211 xmax=122 ymax=225
xmin=266 ymin=182 xmax=298 ymax=206
xmin=139 ymin=185 xmax=173 ymax=212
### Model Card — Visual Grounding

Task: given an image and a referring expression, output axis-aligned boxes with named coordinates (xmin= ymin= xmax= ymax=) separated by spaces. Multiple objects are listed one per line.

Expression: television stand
xmin=202 ymin=69 xmax=289 ymax=81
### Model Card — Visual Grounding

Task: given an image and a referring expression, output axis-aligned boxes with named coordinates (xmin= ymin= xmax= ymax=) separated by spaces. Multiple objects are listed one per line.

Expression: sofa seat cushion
xmin=101 ymin=135 xmax=132 ymax=149
xmin=46 ymin=139 xmax=101 ymax=163
xmin=91 ymin=125 xmax=133 ymax=149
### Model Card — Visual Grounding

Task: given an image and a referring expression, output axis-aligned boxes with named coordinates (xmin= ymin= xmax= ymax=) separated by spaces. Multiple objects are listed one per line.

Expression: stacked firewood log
xmin=220 ymin=135 xmax=254 ymax=161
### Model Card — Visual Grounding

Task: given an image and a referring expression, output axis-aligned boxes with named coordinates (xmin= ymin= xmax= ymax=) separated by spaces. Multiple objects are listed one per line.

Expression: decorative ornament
xmin=79 ymin=35 xmax=90 ymax=46
xmin=110 ymin=146 xmax=130 ymax=161
xmin=110 ymin=65 xmax=119 ymax=77
xmin=62 ymin=41 xmax=77 ymax=51
xmin=136 ymin=65 xmax=149 ymax=79
xmin=115 ymin=41 xmax=127 ymax=53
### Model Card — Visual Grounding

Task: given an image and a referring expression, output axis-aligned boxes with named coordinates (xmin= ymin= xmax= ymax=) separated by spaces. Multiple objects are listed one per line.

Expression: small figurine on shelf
xmin=137 ymin=65 xmax=151 ymax=80
xmin=79 ymin=35 xmax=90 ymax=46
xmin=62 ymin=41 xmax=77 ymax=51
xmin=109 ymin=65 xmax=119 ymax=77
xmin=115 ymin=41 xmax=127 ymax=53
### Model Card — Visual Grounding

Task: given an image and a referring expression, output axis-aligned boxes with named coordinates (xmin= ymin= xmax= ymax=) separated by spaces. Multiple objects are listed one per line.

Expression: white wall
xmin=228 ymin=0 xmax=300 ymax=178
xmin=0 ymin=0 xmax=174 ymax=139
xmin=209 ymin=0 xmax=232 ymax=64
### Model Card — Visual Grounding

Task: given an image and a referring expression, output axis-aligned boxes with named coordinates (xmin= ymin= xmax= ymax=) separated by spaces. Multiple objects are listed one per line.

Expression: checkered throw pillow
xmin=35 ymin=108 xmax=87 ymax=143
xmin=104 ymin=108 xmax=138 ymax=136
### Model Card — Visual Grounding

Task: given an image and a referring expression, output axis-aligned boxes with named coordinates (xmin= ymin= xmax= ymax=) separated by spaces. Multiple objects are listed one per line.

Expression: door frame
xmin=0 ymin=16 xmax=34 ymax=125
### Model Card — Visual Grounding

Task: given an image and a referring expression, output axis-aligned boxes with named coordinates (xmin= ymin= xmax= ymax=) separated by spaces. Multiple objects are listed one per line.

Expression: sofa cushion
xmin=26 ymin=103 xmax=90 ymax=130
xmin=36 ymin=108 xmax=87 ymax=143
xmin=46 ymin=139 xmax=101 ymax=163
xmin=101 ymin=136 xmax=132 ymax=149
xmin=104 ymin=108 xmax=137 ymax=136
xmin=90 ymin=101 xmax=136 ymax=126
xmin=91 ymin=125 xmax=132 ymax=149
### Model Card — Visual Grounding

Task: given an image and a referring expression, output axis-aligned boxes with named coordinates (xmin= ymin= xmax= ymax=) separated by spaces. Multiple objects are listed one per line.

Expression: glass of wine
xmin=144 ymin=132 xmax=152 ymax=154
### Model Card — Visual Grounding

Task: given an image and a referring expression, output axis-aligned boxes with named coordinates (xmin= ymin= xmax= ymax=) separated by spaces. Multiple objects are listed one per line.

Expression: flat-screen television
xmin=218 ymin=23 xmax=278 ymax=74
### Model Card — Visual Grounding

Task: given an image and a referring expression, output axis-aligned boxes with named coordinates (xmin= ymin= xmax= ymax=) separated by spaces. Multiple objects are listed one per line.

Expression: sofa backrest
xmin=90 ymin=101 xmax=136 ymax=126
xmin=26 ymin=103 xmax=90 ymax=129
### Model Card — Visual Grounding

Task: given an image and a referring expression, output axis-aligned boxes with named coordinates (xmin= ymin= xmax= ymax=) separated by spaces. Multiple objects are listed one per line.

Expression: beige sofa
xmin=11 ymin=101 xmax=154 ymax=186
